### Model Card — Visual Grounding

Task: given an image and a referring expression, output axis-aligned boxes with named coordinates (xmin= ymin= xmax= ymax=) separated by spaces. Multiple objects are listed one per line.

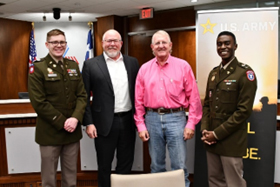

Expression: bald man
xmin=82 ymin=29 xmax=139 ymax=187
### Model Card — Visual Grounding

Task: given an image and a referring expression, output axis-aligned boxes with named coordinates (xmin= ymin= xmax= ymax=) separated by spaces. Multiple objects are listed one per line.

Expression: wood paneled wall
xmin=0 ymin=18 xmax=31 ymax=99
xmin=126 ymin=8 xmax=196 ymax=75
xmin=95 ymin=15 xmax=124 ymax=56
xmin=127 ymin=8 xmax=195 ymax=32
xmin=127 ymin=30 xmax=196 ymax=74
xmin=127 ymin=34 xmax=154 ymax=66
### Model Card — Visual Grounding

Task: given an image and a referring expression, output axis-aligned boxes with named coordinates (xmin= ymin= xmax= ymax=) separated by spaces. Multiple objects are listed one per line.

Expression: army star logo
xmin=200 ymin=18 xmax=217 ymax=34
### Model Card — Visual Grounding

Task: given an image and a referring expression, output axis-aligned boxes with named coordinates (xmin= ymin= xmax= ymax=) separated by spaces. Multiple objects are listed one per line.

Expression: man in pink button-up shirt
xmin=134 ymin=30 xmax=202 ymax=187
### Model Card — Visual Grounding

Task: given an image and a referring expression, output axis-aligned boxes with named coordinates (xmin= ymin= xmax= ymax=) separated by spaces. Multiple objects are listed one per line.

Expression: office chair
xmin=111 ymin=169 xmax=185 ymax=187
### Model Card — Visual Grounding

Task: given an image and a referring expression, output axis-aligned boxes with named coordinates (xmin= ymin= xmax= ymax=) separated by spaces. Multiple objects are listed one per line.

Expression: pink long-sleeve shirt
xmin=134 ymin=55 xmax=202 ymax=132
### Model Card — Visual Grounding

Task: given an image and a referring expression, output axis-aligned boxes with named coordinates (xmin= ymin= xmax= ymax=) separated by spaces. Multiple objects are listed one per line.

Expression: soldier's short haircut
xmin=46 ymin=29 xmax=65 ymax=41
xmin=217 ymin=31 xmax=237 ymax=45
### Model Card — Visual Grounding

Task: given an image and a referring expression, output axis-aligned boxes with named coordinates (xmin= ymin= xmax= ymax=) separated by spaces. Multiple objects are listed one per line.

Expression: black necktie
xmin=58 ymin=61 xmax=64 ymax=71
xmin=220 ymin=67 xmax=224 ymax=75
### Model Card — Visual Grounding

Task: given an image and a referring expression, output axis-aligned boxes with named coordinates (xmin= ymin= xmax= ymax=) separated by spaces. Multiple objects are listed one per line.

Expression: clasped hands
xmin=64 ymin=117 xmax=78 ymax=133
xmin=201 ymin=130 xmax=217 ymax=145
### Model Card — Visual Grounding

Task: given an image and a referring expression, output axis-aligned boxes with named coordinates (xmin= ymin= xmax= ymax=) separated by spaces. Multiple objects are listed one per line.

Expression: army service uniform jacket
xmin=201 ymin=57 xmax=257 ymax=157
xmin=28 ymin=54 xmax=87 ymax=146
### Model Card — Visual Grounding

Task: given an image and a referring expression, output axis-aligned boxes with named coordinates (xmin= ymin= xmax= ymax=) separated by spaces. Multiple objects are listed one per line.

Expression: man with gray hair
xmin=134 ymin=30 xmax=202 ymax=187
xmin=82 ymin=29 xmax=139 ymax=187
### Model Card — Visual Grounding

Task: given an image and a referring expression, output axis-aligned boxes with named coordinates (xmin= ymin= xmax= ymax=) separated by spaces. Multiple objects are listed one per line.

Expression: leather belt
xmin=114 ymin=110 xmax=131 ymax=117
xmin=147 ymin=107 xmax=184 ymax=115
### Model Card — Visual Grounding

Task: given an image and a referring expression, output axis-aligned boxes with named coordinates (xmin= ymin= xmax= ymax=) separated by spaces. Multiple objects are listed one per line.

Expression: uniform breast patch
xmin=67 ymin=69 xmax=77 ymax=74
xmin=224 ymin=80 xmax=236 ymax=85
xmin=67 ymin=69 xmax=77 ymax=76
xmin=246 ymin=70 xmax=255 ymax=81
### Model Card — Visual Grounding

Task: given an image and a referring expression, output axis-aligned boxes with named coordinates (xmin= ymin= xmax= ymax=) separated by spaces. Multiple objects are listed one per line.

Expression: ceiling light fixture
xmin=69 ymin=13 xmax=72 ymax=21
xmin=191 ymin=0 xmax=198 ymax=2
xmin=43 ymin=14 xmax=46 ymax=21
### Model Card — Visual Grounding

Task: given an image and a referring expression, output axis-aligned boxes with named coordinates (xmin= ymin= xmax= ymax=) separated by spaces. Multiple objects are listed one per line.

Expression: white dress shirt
xmin=103 ymin=52 xmax=132 ymax=113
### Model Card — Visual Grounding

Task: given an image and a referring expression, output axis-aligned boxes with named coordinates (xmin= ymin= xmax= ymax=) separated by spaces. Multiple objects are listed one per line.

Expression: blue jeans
xmin=145 ymin=110 xmax=189 ymax=187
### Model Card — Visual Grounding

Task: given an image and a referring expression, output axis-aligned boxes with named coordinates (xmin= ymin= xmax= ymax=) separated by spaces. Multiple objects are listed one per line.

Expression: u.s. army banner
xmin=195 ymin=7 xmax=278 ymax=187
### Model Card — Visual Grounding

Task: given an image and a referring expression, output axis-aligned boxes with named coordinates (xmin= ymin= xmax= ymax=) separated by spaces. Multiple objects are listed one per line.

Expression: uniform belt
xmin=147 ymin=107 xmax=184 ymax=115
xmin=114 ymin=110 xmax=132 ymax=117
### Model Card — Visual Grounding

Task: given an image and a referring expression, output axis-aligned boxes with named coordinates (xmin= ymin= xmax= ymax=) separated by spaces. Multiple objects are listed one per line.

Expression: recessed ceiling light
xmin=191 ymin=0 xmax=198 ymax=2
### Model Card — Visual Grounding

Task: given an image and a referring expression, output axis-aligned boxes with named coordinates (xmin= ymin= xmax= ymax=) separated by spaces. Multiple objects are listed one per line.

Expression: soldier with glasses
xmin=28 ymin=29 xmax=87 ymax=187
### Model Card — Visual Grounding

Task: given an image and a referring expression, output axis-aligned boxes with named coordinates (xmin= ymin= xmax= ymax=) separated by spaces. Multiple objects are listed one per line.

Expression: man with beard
xmin=201 ymin=31 xmax=257 ymax=187
xmin=82 ymin=29 xmax=139 ymax=187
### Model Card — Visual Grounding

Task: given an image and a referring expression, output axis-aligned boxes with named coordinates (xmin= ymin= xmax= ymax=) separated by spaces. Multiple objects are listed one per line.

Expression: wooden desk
xmin=0 ymin=100 xmax=99 ymax=187
xmin=0 ymin=100 xmax=150 ymax=187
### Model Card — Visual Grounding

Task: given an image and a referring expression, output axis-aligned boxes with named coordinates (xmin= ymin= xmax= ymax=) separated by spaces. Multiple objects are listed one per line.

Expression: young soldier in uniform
xmin=28 ymin=29 xmax=87 ymax=187
xmin=201 ymin=31 xmax=257 ymax=187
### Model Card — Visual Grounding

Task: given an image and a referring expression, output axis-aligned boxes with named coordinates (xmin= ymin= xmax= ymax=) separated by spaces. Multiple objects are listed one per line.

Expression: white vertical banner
xmin=195 ymin=7 xmax=278 ymax=187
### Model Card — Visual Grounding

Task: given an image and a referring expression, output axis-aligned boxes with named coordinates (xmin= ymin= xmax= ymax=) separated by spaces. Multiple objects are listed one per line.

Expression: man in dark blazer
xmin=201 ymin=31 xmax=257 ymax=187
xmin=82 ymin=29 xmax=139 ymax=187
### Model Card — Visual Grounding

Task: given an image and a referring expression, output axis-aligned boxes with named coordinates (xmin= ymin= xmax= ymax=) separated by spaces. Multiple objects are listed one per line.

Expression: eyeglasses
xmin=48 ymin=41 xmax=67 ymax=46
xmin=104 ymin=39 xmax=121 ymax=44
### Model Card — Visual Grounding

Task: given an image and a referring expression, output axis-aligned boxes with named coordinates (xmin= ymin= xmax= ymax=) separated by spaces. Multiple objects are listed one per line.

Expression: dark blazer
xmin=82 ymin=54 xmax=139 ymax=136
xmin=201 ymin=57 xmax=257 ymax=157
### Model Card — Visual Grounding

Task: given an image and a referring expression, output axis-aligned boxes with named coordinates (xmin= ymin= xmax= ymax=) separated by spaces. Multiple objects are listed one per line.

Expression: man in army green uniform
xmin=201 ymin=31 xmax=257 ymax=187
xmin=28 ymin=29 xmax=87 ymax=187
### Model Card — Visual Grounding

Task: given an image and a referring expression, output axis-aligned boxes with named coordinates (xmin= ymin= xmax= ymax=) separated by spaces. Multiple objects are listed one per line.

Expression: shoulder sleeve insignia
xmin=29 ymin=66 xmax=35 ymax=74
xmin=246 ymin=70 xmax=255 ymax=81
